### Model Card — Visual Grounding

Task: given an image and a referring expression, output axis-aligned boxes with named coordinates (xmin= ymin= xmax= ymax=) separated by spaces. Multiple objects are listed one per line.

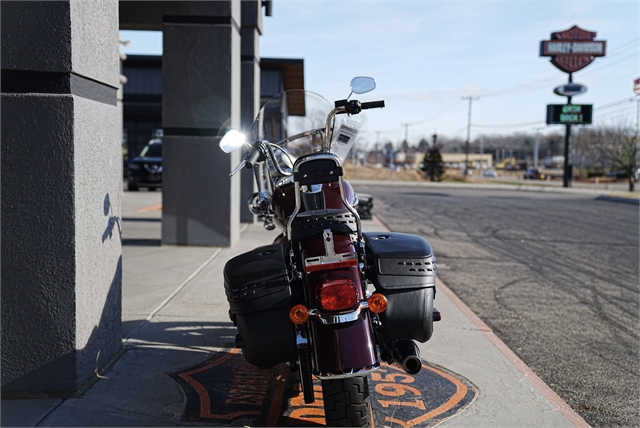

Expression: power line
xmin=596 ymin=105 xmax=637 ymax=120
xmin=450 ymin=125 xmax=468 ymax=137
xmin=595 ymin=97 xmax=637 ymax=111
xmin=472 ymin=120 xmax=544 ymax=129
xmin=605 ymin=37 xmax=639 ymax=56
xmin=406 ymin=101 xmax=466 ymax=126
xmin=578 ymin=52 xmax=637 ymax=77
xmin=482 ymin=37 xmax=639 ymax=99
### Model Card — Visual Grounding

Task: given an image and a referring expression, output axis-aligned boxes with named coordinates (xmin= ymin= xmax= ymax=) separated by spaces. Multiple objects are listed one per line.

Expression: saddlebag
xmin=223 ymin=243 xmax=297 ymax=367
xmin=363 ymin=232 xmax=436 ymax=343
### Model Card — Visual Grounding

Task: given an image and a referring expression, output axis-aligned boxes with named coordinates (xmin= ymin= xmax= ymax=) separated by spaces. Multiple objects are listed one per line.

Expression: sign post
xmin=540 ymin=25 xmax=606 ymax=187
xmin=634 ymin=78 xmax=640 ymax=176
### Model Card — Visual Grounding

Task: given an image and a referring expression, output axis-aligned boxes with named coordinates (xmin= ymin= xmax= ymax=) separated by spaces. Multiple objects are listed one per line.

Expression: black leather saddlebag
xmin=223 ymin=243 xmax=297 ymax=367
xmin=363 ymin=232 xmax=436 ymax=343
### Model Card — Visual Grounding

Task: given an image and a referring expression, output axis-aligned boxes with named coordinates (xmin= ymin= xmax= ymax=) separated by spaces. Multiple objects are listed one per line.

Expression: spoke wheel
xmin=321 ymin=376 xmax=372 ymax=427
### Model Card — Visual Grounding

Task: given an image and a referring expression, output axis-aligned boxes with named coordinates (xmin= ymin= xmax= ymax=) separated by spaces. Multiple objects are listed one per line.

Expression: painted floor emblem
xmin=170 ymin=348 xmax=477 ymax=427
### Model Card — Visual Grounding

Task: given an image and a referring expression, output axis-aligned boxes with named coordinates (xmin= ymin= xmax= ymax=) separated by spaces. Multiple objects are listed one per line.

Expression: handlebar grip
xmin=361 ymin=100 xmax=385 ymax=109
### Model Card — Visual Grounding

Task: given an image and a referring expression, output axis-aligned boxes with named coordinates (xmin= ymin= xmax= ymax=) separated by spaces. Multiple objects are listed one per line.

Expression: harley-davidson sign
xmin=540 ymin=25 xmax=606 ymax=73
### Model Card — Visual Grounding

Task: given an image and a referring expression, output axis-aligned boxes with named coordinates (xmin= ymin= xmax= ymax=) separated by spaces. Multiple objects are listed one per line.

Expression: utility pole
xmin=401 ymin=123 xmax=411 ymax=145
xmin=533 ymin=127 xmax=544 ymax=169
xmin=462 ymin=96 xmax=479 ymax=175
xmin=375 ymin=131 xmax=382 ymax=164
xmin=632 ymin=79 xmax=640 ymax=181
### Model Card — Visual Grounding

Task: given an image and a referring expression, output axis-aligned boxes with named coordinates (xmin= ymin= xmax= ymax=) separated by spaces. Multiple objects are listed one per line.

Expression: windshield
xmin=139 ymin=140 xmax=162 ymax=158
xmin=252 ymin=90 xmax=340 ymax=159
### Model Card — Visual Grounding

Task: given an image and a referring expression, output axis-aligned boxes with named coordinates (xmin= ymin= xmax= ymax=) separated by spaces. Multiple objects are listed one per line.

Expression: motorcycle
xmin=220 ymin=77 xmax=440 ymax=427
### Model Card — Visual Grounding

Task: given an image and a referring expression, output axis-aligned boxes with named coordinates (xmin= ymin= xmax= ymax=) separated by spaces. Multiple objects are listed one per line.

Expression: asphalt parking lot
xmin=354 ymin=183 xmax=639 ymax=427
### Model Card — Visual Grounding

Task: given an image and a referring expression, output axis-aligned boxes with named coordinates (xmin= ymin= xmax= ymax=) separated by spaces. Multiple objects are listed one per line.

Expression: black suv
xmin=523 ymin=168 xmax=545 ymax=180
xmin=127 ymin=139 xmax=162 ymax=191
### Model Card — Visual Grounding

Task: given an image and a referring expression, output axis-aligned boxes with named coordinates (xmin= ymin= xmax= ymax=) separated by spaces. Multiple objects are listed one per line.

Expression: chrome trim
xmin=274 ymin=128 xmax=324 ymax=148
xmin=308 ymin=300 xmax=369 ymax=325
xmin=287 ymin=153 xmax=343 ymax=240
xmin=315 ymin=363 xmax=380 ymax=380
xmin=338 ymin=175 xmax=362 ymax=241
xmin=324 ymin=106 xmax=346 ymax=150
xmin=301 ymin=183 xmax=323 ymax=194
xmin=264 ymin=141 xmax=293 ymax=177
xmin=285 ymin=181 xmax=302 ymax=240
xmin=304 ymin=229 xmax=358 ymax=271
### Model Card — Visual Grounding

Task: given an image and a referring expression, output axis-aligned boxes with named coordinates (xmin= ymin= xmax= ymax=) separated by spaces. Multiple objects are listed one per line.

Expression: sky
xmin=121 ymin=1 xmax=639 ymax=149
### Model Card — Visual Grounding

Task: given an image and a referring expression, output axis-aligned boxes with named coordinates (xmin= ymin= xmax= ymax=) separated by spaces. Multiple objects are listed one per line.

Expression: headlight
xmin=128 ymin=163 xmax=140 ymax=171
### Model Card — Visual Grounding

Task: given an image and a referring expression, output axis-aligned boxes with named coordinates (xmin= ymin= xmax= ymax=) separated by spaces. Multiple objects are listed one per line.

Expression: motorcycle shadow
xmin=121 ymin=320 xmax=477 ymax=427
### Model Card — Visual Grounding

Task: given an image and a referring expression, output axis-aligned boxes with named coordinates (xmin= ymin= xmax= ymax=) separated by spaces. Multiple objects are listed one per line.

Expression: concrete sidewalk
xmin=1 ymin=191 xmax=588 ymax=427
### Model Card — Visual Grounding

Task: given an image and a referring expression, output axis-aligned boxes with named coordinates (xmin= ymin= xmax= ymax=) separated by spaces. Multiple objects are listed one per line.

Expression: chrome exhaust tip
xmin=393 ymin=340 xmax=422 ymax=375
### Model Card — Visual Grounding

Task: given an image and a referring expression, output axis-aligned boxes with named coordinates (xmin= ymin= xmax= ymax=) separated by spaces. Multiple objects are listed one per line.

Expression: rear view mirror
xmin=350 ymin=77 xmax=376 ymax=95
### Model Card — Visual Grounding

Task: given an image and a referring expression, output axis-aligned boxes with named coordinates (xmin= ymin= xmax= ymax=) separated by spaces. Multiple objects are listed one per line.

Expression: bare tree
xmin=576 ymin=125 xmax=637 ymax=191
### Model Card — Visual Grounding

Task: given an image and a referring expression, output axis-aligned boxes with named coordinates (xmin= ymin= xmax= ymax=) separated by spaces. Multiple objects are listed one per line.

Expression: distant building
xmin=441 ymin=153 xmax=493 ymax=169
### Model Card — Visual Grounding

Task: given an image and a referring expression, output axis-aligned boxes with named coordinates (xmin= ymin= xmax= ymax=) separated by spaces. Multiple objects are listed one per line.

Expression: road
xmin=353 ymin=184 xmax=639 ymax=428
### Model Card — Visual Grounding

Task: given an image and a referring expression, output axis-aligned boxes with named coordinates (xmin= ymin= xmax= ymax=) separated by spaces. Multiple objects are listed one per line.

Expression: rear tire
xmin=321 ymin=376 xmax=372 ymax=427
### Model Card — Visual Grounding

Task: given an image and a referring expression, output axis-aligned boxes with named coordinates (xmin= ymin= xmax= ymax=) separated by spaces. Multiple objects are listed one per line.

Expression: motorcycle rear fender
xmin=309 ymin=307 xmax=378 ymax=377
xmin=302 ymin=236 xmax=378 ymax=376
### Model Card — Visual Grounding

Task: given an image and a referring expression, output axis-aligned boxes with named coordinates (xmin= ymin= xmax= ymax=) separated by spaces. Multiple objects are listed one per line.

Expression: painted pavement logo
xmin=170 ymin=348 xmax=477 ymax=427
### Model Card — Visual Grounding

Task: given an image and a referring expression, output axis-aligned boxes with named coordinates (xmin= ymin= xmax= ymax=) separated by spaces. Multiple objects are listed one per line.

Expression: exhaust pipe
xmin=393 ymin=340 xmax=422 ymax=375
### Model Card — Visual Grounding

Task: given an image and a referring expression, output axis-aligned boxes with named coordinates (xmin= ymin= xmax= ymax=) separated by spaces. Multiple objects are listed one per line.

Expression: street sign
xmin=634 ymin=77 xmax=640 ymax=95
xmin=540 ymin=25 xmax=606 ymax=73
xmin=553 ymin=83 xmax=587 ymax=97
xmin=546 ymin=104 xmax=593 ymax=125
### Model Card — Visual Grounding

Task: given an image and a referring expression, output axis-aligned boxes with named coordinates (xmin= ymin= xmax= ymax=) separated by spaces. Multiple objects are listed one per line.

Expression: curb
xmin=349 ymin=179 xmax=639 ymax=197
xmin=595 ymin=195 xmax=640 ymax=205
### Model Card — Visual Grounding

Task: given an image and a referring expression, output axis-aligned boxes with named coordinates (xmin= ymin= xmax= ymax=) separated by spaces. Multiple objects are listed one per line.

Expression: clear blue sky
xmin=121 ymin=0 xmax=639 ymax=148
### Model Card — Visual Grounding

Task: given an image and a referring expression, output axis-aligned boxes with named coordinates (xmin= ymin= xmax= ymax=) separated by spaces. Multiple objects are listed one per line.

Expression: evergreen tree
xmin=421 ymin=144 xmax=445 ymax=181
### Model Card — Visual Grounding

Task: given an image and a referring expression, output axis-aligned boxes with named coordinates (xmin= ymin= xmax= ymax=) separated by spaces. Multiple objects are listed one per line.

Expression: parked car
xmin=607 ymin=170 xmax=628 ymax=180
xmin=484 ymin=169 xmax=498 ymax=178
xmin=523 ymin=168 xmax=545 ymax=180
xmin=127 ymin=139 xmax=162 ymax=191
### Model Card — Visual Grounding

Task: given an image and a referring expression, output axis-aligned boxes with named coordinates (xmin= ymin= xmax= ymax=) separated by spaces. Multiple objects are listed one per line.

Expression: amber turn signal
xmin=368 ymin=293 xmax=388 ymax=313
xmin=289 ymin=304 xmax=310 ymax=324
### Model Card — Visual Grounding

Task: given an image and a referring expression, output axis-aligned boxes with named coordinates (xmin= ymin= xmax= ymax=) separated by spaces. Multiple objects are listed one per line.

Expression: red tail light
xmin=317 ymin=278 xmax=358 ymax=311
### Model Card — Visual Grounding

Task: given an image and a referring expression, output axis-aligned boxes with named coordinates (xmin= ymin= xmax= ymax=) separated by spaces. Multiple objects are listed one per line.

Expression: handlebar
xmin=361 ymin=100 xmax=385 ymax=109
xmin=245 ymin=147 xmax=261 ymax=168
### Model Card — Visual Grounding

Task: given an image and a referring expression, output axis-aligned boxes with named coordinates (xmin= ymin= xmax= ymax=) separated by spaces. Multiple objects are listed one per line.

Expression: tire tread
xmin=321 ymin=376 xmax=371 ymax=427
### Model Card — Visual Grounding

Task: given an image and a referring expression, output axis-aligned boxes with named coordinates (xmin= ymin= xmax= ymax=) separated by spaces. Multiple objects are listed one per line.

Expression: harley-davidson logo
xmin=540 ymin=25 xmax=606 ymax=73
xmin=170 ymin=349 xmax=477 ymax=427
